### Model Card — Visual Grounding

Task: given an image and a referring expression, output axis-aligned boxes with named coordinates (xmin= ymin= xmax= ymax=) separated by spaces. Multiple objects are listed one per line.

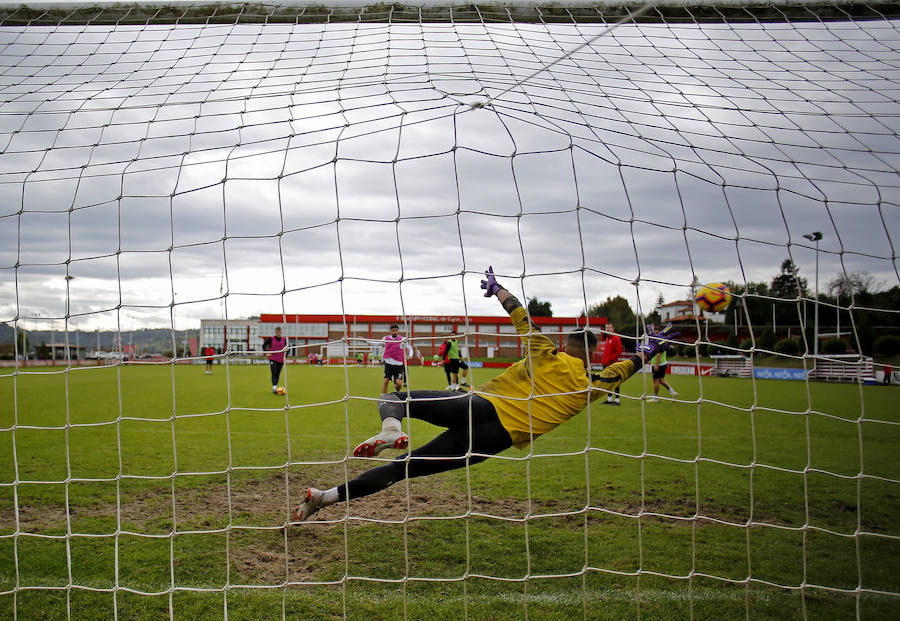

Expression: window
xmin=264 ymin=323 xmax=327 ymax=337
xmin=298 ymin=323 xmax=328 ymax=337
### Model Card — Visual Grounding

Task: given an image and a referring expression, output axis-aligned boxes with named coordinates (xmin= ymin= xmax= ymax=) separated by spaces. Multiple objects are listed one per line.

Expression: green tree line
xmin=529 ymin=259 xmax=900 ymax=358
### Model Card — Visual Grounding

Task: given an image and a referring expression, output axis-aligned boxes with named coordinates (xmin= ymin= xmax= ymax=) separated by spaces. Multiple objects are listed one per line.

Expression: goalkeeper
xmin=292 ymin=267 xmax=679 ymax=521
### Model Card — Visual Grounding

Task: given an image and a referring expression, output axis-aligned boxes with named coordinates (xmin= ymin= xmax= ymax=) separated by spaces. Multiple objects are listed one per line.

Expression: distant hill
xmin=0 ymin=323 xmax=197 ymax=355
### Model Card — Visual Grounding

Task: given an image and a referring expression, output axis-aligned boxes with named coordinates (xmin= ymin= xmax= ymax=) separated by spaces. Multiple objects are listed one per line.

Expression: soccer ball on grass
xmin=275 ymin=386 xmax=286 ymax=396
xmin=695 ymin=283 xmax=732 ymax=313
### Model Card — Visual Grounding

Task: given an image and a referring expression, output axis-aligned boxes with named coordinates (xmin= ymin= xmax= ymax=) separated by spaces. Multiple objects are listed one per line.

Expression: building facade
xmin=658 ymin=300 xmax=726 ymax=324
xmin=199 ymin=318 xmax=260 ymax=354
xmin=200 ymin=313 xmax=606 ymax=361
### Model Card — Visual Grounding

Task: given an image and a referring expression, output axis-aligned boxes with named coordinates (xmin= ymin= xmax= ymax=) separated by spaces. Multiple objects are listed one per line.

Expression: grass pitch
xmin=1 ymin=361 xmax=898 ymax=620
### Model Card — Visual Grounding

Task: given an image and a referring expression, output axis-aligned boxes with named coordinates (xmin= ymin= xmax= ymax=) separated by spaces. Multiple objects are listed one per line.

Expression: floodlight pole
xmin=803 ymin=232 xmax=823 ymax=358
xmin=813 ymin=236 xmax=820 ymax=358
xmin=30 ymin=313 xmax=41 ymax=363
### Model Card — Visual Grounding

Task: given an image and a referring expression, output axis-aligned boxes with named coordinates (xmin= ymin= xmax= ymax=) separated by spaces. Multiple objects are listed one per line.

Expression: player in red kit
xmin=601 ymin=323 xmax=623 ymax=405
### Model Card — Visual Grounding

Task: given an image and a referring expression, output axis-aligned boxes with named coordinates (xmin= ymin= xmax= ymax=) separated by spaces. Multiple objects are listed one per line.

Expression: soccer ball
xmin=695 ymin=283 xmax=732 ymax=313
xmin=276 ymin=386 xmax=286 ymax=396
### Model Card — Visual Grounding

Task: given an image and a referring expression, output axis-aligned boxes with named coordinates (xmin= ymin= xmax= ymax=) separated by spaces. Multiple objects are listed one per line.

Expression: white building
xmin=658 ymin=300 xmax=726 ymax=324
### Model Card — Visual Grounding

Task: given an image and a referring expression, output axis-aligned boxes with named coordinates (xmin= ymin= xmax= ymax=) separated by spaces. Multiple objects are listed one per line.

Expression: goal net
xmin=1 ymin=2 xmax=898 ymax=619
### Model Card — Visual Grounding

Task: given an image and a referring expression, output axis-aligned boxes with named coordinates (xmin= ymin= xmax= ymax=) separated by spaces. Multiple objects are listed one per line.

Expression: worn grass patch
xmin=1 ymin=363 xmax=898 ymax=619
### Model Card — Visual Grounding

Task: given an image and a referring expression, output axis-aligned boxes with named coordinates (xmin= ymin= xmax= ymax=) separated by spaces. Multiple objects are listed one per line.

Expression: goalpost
xmin=1 ymin=2 xmax=899 ymax=619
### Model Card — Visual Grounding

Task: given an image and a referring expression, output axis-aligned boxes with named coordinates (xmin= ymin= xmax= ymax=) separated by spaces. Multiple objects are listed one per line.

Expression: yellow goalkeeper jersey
xmin=478 ymin=306 xmax=639 ymax=449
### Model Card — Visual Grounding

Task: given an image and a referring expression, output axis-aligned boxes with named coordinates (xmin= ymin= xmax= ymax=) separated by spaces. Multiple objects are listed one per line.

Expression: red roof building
xmin=257 ymin=313 xmax=607 ymax=359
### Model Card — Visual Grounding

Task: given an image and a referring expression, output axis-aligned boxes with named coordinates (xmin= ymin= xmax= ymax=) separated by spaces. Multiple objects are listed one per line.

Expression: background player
xmin=601 ymin=323 xmax=623 ymax=405
xmin=444 ymin=337 xmax=470 ymax=390
xmin=649 ymin=349 xmax=678 ymax=401
xmin=204 ymin=345 xmax=215 ymax=375
xmin=264 ymin=327 xmax=287 ymax=394
xmin=381 ymin=324 xmax=412 ymax=394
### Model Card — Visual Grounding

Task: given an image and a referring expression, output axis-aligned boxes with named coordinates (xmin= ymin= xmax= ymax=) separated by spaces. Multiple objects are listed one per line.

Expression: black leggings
xmin=339 ymin=391 xmax=513 ymax=501
xmin=269 ymin=360 xmax=283 ymax=386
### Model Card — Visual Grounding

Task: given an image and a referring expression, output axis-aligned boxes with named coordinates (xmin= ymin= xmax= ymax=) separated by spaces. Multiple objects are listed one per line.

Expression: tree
xmin=644 ymin=294 xmax=665 ymax=326
xmin=758 ymin=323 xmax=777 ymax=351
xmin=726 ymin=281 xmax=772 ymax=327
xmin=585 ymin=295 xmax=635 ymax=329
xmin=855 ymin=311 xmax=876 ymax=356
xmin=828 ymin=271 xmax=877 ymax=297
xmin=16 ymin=331 xmax=29 ymax=356
xmin=688 ymin=275 xmax=700 ymax=301
xmin=725 ymin=332 xmax=740 ymax=350
xmin=822 ymin=338 xmax=847 ymax=355
xmin=644 ymin=309 xmax=662 ymax=326
xmin=864 ymin=286 xmax=900 ymax=329
xmin=771 ymin=259 xmax=808 ymax=299
xmin=874 ymin=335 xmax=900 ymax=357
xmin=827 ymin=272 xmax=878 ymax=348
xmin=527 ymin=297 xmax=553 ymax=317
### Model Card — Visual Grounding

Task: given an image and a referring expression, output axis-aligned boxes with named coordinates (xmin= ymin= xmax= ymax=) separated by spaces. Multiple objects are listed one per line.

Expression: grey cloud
xmin=1 ymin=19 xmax=897 ymax=329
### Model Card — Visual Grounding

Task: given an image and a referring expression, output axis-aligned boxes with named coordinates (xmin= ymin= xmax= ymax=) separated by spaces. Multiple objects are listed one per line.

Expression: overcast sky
xmin=0 ymin=10 xmax=898 ymax=333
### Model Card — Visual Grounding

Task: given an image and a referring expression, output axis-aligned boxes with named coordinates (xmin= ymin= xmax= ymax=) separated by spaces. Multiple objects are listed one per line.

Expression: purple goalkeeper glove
xmin=636 ymin=324 xmax=681 ymax=359
xmin=481 ymin=266 xmax=503 ymax=298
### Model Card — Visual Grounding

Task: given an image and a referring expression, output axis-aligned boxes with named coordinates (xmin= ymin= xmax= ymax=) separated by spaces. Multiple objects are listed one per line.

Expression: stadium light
xmin=803 ymin=232 xmax=823 ymax=357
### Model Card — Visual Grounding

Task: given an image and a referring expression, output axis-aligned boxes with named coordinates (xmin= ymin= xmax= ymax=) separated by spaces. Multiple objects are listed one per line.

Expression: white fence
xmin=810 ymin=354 xmax=876 ymax=384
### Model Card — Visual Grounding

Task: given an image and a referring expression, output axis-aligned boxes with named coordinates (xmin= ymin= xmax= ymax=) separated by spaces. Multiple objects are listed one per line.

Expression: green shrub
xmin=739 ymin=338 xmax=754 ymax=352
xmin=873 ymin=334 xmax=900 ymax=356
xmin=822 ymin=338 xmax=847 ymax=355
xmin=758 ymin=324 xmax=777 ymax=351
xmin=774 ymin=338 xmax=802 ymax=356
xmin=698 ymin=343 xmax=709 ymax=357
xmin=724 ymin=333 xmax=740 ymax=351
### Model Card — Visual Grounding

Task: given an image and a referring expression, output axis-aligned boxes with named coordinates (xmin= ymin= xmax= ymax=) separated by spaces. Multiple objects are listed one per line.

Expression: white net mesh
xmin=1 ymin=3 xmax=898 ymax=619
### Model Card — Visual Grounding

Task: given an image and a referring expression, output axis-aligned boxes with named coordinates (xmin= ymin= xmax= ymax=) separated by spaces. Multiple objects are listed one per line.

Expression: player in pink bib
xmin=265 ymin=327 xmax=288 ymax=393
xmin=381 ymin=324 xmax=411 ymax=394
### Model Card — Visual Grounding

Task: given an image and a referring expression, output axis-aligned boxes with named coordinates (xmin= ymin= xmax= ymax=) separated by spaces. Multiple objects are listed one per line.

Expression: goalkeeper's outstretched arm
xmin=588 ymin=325 xmax=682 ymax=397
xmin=480 ymin=267 xmax=553 ymax=359
xmin=481 ymin=266 xmax=522 ymax=315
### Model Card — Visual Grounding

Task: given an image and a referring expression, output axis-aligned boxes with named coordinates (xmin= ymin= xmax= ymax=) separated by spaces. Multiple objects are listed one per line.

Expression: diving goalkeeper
xmin=292 ymin=267 xmax=680 ymax=521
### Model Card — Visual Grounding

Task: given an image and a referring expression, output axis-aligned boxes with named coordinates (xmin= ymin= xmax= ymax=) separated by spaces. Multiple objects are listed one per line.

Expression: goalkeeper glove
xmin=636 ymin=324 xmax=681 ymax=359
xmin=480 ymin=266 xmax=503 ymax=298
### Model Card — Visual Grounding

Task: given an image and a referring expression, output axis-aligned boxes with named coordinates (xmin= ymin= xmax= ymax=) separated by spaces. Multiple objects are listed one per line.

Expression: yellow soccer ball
xmin=695 ymin=283 xmax=732 ymax=313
